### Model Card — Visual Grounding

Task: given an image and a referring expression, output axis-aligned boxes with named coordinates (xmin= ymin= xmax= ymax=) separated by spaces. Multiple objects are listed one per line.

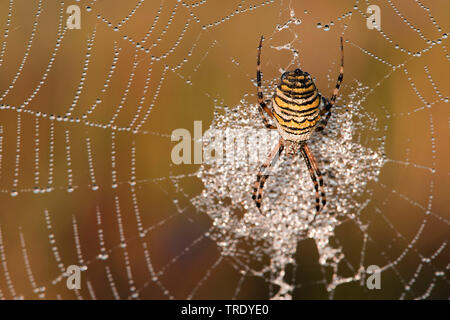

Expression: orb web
xmin=0 ymin=0 xmax=448 ymax=300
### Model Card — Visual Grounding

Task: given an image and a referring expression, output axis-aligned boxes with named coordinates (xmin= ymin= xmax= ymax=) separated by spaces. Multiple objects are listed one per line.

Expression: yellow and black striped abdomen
xmin=272 ymin=69 xmax=321 ymax=142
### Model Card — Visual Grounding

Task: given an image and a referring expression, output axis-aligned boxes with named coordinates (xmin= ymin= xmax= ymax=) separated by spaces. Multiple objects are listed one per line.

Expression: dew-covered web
xmin=0 ymin=0 xmax=448 ymax=300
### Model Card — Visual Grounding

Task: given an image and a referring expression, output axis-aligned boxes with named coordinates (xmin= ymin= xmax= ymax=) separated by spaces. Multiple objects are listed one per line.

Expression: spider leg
xmin=317 ymin=37 xmax=344 ymax=132
xmin=300 ymin=144 xmax=326 ymax=215
xmin=257 ymin=35 xmax=276 ymax=130
xmin=252 ymin=139 xmax=284 ymax=212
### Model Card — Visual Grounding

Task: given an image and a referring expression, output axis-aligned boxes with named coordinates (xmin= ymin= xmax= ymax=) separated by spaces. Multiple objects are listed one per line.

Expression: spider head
xmin=284 ymin=140 xmax=302 ymax=156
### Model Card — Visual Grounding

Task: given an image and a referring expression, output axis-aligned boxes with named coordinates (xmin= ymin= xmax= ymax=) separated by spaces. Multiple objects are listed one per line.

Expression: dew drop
xmin=98 ymin=253 xmax=109 ymax=261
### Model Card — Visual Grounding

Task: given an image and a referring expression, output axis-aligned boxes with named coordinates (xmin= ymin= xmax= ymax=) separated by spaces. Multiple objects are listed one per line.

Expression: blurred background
xmin=0 ymin=0 xmax=448 ymax=299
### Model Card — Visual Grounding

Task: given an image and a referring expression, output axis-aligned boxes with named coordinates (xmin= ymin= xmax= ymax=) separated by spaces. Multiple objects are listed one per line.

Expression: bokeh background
xmin=0 ymin=0 xmax=448 ymax=299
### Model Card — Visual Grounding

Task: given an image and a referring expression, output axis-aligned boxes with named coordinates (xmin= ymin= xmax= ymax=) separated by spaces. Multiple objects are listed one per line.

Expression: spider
xmin=251 ymin=36 xmax=344 ymax=215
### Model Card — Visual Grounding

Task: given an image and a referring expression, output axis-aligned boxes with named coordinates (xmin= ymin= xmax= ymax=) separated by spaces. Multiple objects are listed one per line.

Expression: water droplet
xmin=98 ymin=253 xmax=109 ymax=260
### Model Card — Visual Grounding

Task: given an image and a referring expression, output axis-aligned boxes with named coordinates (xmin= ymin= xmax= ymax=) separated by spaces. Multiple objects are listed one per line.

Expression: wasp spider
xmin=251 ymin=36 xmax=344 ymax=215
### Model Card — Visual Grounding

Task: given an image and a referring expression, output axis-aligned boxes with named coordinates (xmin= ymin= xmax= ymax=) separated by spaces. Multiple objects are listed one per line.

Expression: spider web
xmin=0 ymin=0 xmax=448 ymax=300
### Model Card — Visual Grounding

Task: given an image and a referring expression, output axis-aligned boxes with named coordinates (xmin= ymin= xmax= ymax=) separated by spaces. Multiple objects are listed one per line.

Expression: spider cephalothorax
xmin=251 ymin=36 xmax=344 ymax=215
xmin=283 ymin=140 xmax=302 ymax=156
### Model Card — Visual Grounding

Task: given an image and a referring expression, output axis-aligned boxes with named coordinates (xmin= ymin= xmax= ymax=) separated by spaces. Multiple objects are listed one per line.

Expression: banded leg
xmin=317 ymin=37 xmax=344 ymax=132
xmin=257 ymin=35 xmax=276 ymax=129
xmin=252 ymin=139 xmax=284 ymax=212
xmin=300 ymin=144 xmax=326 ymax=214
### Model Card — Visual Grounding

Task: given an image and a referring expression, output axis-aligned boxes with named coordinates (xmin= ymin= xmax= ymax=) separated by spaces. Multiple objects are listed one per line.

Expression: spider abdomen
xmin=272 ymin=69 xmax=321 ymax=142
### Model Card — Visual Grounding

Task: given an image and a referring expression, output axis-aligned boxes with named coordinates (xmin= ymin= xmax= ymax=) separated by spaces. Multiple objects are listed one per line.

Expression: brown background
xmin=0 ymin=0 xmax=448 ymax=299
